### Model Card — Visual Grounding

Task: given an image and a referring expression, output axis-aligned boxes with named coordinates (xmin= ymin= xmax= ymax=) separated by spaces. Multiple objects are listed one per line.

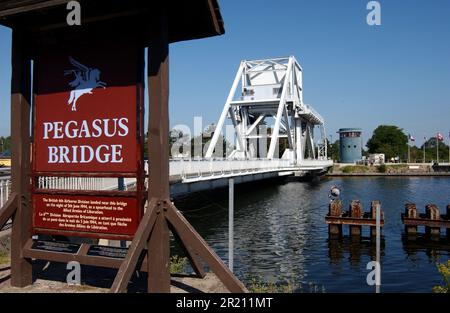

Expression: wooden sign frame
xmin=0 ymin=2 xmax=246 ymax=293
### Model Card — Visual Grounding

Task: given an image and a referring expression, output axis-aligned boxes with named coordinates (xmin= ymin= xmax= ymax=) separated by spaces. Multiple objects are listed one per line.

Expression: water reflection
xmin=328 ymin=237 xmax=385 ymax=267
xmin=402 ymin=234 xmax=450 ymax=264
xmin=174 ymin=177 xmax=450 ymax=292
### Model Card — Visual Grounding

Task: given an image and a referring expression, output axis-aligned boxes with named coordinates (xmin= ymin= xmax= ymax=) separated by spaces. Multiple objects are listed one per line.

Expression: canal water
xmin=175 ymin=177 xmax=450 ymax=293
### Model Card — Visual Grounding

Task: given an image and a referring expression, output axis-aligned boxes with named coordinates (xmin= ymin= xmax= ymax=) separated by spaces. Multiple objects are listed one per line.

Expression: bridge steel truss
xmin=206 ymin=56 xmax=328 ymax=164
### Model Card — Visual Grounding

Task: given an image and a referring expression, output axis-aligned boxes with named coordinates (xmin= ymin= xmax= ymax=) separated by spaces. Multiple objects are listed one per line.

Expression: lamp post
xmin=329 ymin=134 xmax=333 ymax=160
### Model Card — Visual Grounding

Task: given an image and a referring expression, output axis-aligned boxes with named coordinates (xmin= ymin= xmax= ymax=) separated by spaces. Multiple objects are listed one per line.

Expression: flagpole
xmin=423 ymin=137 xmax=426 ymax=163
xmin=408 ymin=141 xmax=410 ymax=164
xmin=437 ymin=134 xmax=439 ymax=164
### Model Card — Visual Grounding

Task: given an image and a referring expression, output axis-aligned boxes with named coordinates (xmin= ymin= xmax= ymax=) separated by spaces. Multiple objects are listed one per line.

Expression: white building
xmin=368 ymin=154 xmax=385 ymax=165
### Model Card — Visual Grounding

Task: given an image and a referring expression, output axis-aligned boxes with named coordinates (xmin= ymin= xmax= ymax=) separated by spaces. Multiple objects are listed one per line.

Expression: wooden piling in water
xmin=328 ymin=200 xmax=343 ymax=237
xmin=404 ymin=203 xmax=418 ymax=236
xmin=349 ymin=200 xmax=362 ymax=236
xmin=425 ymin=204 xmax=440 ymax=239
xmin=402 ymin=203 xmax=450 ymax=240
xmin=325 ymin=199 xmax=384 ymax=238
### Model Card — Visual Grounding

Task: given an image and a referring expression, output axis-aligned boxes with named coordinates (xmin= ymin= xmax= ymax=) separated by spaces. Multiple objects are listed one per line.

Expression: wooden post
xmin=447 ymin=205 xmax=450 ymax=238
xmin=147 ymin=203 xmax=170 ymax=292
xmin=404 ymin=203 xmax=418 ymax=236
xmin=425 ymin=204 xmax=440 ymax=239
xmin=146 ymin=8 xmax=171 ymax=293
xmin=349 ymin=200 xmax=362 ymax=236
xmin=0 ymin=193 xmax=18 ymax=230
xmin=10 ymin=29 xmax=33 ymax=287
xmin=328 ymin=199 xmax=342 ymax=237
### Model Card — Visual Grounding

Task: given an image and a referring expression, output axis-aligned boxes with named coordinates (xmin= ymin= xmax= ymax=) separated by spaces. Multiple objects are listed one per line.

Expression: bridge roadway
xmin=166 ymin=158 xmax=332 ymax=197
xmin=0 ymin=159 xmax=332 ymax=206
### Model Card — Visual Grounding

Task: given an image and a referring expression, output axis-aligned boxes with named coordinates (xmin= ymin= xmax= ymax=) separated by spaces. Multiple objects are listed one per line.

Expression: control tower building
xmin=338 ymin=128 xmax=362 ymax=163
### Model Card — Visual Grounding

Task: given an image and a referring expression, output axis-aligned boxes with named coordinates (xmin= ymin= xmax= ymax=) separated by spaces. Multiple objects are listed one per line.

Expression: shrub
xmin=342 ymin=166 xmax=354 ymax=173
xmin=170 ymin=255 xmax=188 ymax=274
xmin=433 ymin=260 xmax=450 ymax=293
xmin=377 ymin=164 xmax=387 ymax=173
xmin=0 ymin=251 xmax=9 ymax=265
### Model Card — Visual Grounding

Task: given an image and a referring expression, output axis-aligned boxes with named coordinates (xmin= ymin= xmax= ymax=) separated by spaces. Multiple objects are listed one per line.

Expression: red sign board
xmin=33 ymin=42 xmax=142 ymax=173
xmin=33 ymin=194 xmax=139 ymax=238
xmin=31 ymin=42 xmax=144 ymax=239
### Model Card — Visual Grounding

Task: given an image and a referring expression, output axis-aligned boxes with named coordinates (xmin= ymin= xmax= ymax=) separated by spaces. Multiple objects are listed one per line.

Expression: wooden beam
xmin=145 ymin=6 xmax=171 ymax=293
xmin=147 ymin=206 xmax=171 ymax=292
xmin=0 ymin=0 xmax=70 ymax=18
xmin=0 ymin=193 xmax=18 ymax=230
xmin=110 ymin=198 xmax=158 ymax=293
xmin=10 ymin=28 xmax=33 ymax=288
xmin=166 ymin=202 xmax=248 ymax=293
xmin=147 ymin=8 xmax=170 ymax=200
xmin=22 ymin=240 xmax=150 ymax=271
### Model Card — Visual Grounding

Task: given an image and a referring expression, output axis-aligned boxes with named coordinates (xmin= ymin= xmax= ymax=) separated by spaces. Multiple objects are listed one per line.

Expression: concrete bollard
xmin=328 ymin=199 xmax=343 ymax=236
xmin=350 ymin=200 xmax=362 ymax=236
xmin=425 ymin=204 xmax=440 ymax=239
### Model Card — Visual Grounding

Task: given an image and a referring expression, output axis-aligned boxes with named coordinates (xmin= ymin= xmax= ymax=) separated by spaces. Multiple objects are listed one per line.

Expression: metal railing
xmin=168 ymin=158 xmax=295 ymax=180
xmin=37 ymin=176 xmax=111 ymax=190
xmin=0 ymin=178 xmax=11 ymax=208
xmin=0 ymin=159 xmax=333 ymax=206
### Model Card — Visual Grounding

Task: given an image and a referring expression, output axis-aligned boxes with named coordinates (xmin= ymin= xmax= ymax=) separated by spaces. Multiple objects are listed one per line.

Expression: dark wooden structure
xmin=326 ymin=200 xmax=384 ymax=237
xmin=0 ymin=1 xmax=247 ymax=293
xmin=402 ymin=203 xmax=450 ymax=239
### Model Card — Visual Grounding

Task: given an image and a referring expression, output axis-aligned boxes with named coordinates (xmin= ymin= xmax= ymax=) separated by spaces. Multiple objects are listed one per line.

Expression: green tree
xmin=0 ymin=136 xmax=11 ymax=154
xmin=366 ymin=125 xmax=408 ymax=160
xmin=143 ymin=133 xmax=148 ymax=159
xmin=327 ymin=139 xmax=340 ymax=162
xmin=421 ymin=138 xmax=449 ymax=163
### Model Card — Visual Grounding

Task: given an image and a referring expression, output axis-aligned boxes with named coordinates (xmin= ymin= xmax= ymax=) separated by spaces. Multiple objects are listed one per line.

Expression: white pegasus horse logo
xmin=65 ymin=57 xmax=106 ymax=111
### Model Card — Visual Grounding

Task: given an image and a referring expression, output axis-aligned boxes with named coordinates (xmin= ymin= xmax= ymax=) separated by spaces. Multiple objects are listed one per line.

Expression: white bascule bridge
xmin=207 ymin=56 xmax=329 ymax=164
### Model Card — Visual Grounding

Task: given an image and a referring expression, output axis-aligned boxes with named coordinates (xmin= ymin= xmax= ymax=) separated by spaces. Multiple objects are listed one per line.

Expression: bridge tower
xmin=205 ymin=56 xmax=328 ymax=164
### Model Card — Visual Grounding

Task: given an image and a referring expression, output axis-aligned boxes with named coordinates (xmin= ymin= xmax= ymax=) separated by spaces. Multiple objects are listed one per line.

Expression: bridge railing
xmin=0 ymin=178 xmax=11 ymax=208
xmin=0 ymin=159 xmax=332 ymax=205
xmin=167 ymin=158 xmax=295 ymax=179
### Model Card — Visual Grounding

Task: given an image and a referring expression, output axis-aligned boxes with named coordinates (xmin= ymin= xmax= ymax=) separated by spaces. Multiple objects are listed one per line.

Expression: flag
xmin=437 ymin=133 xmax=444 ymax=141
xmin=408 ymin=134 xmax=415 ymax=142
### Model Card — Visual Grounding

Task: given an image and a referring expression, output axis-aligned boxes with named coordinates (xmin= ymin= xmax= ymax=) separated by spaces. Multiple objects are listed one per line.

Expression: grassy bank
xmin=327 ymin=163 xmax=446 ymax=176
xmin=0 ymin=250 xmax=10 ymax=265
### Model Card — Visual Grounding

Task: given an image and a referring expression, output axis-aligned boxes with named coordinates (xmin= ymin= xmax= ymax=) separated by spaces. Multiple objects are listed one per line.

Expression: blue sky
xmin=1 ymin=0 xmax=450 ymax=146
